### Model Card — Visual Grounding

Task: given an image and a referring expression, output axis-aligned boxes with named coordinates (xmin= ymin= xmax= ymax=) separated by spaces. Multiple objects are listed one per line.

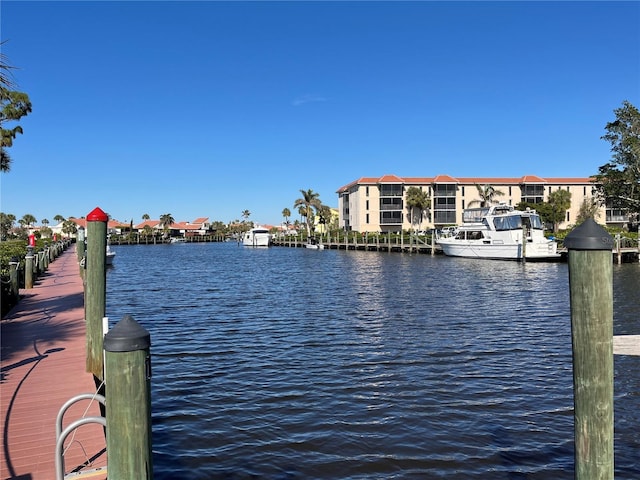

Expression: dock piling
xmin=104 ymin=314 xmax=153 ymax=480
xmin=85 ymin=207 xmax=108 ymax=381
xmin=564 ymin=218 xmax=614 ymax=480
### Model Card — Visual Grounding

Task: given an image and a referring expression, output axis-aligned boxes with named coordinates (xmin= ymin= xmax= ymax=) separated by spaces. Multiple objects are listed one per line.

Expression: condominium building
xmin=336 ymin=174 xmax=613 ymax=233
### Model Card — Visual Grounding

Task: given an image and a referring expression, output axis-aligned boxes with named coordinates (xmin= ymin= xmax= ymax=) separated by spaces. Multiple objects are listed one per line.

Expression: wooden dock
xmin=272 ymin=236 xmax=443 ymax=254
xmin=1 ymin=246 xmax=107 ymax=480
xmin=272 ymin=236 xmax=640 ymax=262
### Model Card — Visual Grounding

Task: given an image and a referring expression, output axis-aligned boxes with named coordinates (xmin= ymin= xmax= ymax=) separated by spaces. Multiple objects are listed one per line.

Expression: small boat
xmin=242 ymin=226 xmax=271 ymax=247
xmin=170 ymin=237 xmax=187 ymax=243
xmin=436 ymin=203 xmax=560 ymax=260
xmin=304 ymin=238 xmax=325 ymax=250
xmin=106 ymin=243 xmax=116 ymax=265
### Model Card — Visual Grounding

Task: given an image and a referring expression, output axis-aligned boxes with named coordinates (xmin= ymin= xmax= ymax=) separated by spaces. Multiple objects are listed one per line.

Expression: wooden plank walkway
xmin=1 ymin=246 xmax=106 ymax=480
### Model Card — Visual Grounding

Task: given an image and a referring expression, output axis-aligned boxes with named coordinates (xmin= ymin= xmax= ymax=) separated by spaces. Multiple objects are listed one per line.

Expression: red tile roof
xmin=337 ymin=174 xmax=596 ymax=192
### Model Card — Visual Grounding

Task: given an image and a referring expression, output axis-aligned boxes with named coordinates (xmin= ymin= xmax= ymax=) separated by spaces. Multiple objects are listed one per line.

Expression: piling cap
xmin=563 ymin=218 xmax=613 ymax=251
xmin=104 ymin=315 xmax=151 ymax=352
xmin=87 ymin=207 xmax=108 ymax=223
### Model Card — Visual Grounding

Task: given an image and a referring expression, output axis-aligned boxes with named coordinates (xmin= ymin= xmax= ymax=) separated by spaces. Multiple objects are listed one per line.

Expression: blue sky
xmin=1 ymin=1 xmax=639 ymax=227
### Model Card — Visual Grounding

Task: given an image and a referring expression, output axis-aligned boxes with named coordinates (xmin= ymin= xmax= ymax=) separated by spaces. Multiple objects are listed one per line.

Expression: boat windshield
xmin=462 ymin=208 xmax=489 ymax=223
xmin=529 ymin=214 xmax=543 ymax=229
xmin=493 ymin=215 xmax=522 ymax=231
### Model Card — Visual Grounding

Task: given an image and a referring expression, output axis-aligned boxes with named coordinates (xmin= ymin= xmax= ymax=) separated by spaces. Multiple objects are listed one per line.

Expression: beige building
xmin=336 ymin=174 xmax=616 ymax=233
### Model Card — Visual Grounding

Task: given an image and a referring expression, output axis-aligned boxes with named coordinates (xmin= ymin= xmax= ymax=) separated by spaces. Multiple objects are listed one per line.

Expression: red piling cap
xmin=87 ymin=207 xmax=108 ymax=222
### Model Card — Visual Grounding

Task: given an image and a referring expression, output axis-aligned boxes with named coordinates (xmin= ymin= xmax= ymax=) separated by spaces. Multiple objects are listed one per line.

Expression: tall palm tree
xmin=405 ymin=187 xmax=431 ymax=233
xmin=241 ymin=210 xmax=251 ymax=222
xmin=294 ymin=188 xmax=322 ymax=237
xmin=468 ymin=184 xmax=505 ymax=208
xmin=142 ymin=213 xmax=150 ymax=221
xmin=53 ymin=214 xmax=65 ymax=225
xmin=282 ymin=208 xmax=291 ymax=227
xmin=41 ymin=218 xmax=49 ymax=228
xmin=159 ymin=213 xmax=174 ymax=239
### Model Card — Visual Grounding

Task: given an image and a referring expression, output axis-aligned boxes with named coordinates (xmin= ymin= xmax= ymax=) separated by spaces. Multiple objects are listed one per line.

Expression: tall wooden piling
xmin=85 ymin=207 xmax=108 ymax=381
xmin=104 ymin=315 xmax=153 ymax=479
xmin=9 ymin=256 xmax=20 ymax=298
xmin=25 ymin=247 xmax=34 ymax=289
xmin=564 ymin=218 xmax=614 ymax=480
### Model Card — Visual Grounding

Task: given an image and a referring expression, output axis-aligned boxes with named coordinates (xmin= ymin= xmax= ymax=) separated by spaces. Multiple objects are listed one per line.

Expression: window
xmin=433 ymin=184 xmax=457 ymax=224
xmin=523 ymin=184 xmax=544 ymax=204
xmin=380 ymin=184 xmax=403 ymax=197
xmin=380 ymin=211 xmax=402 ymax=224
xmin=366 ymin=200 xmax=369 ymax=210
xmin=380 ymin=197 xmax=403 ymax=210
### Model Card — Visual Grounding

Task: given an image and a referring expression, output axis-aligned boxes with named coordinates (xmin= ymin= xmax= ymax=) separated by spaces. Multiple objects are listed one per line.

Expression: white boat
xmin=106 ymin=243 xmax=116 ymax=265
xmin=170 ymin=237 xmax=187 ymax=243
xmin=304 ymin=238 xmax=325 ymax=250
xmin=436 ymin=204 xmax=560 ymax=260
xmin=242 ymin=226 xmax=271 ymax=247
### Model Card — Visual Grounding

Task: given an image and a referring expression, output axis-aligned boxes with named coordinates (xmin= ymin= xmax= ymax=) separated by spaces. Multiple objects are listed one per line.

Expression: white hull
xmin=242 ymin=228 xmax=271 ymax=247
xmin=304 ymin=243 xmax=325 ymax=250
xmin=438 ymin=238 xmax=558 ymax=260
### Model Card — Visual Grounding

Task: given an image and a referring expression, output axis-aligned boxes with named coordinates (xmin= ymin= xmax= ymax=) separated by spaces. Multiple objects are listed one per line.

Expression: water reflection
xmin=106 ymin=244 xmax=639 ymax=479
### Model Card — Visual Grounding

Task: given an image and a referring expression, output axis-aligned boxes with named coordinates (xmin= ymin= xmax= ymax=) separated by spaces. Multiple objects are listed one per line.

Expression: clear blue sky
xmin=1 ymin=1 xmax=639 ymax=227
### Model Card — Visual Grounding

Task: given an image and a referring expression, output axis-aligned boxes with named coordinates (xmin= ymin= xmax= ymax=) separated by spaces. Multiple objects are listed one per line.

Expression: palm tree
xmin=405 ymin=187 xmax=431 ymax=233
xmin=142 ymin=213 xmax=150 ymax=221
xmin=294 ymin=188 xmax=322 ymax=237
xmin=241 ymin=210 xmax=251 ymax=222
xmin=20 ymin=213 xmax=36 ymax=228
xmin=0 ymin=212 xmax=16 ymax=238
xmin=468 ymin=184 xmax=505 ymax=208
xmin=41 ymin=218 xmax=49 ymax=228
xmin=53 ymin=214 xmax=65 ymax=225
xmin=159 ymin=213 xmax=174 ymax=239
xmin=282 ymin=208 xmax=291 ymax=227
xmin=142 ymin=224 xmax=153 ymax=244
xmin=62 ymin=219 xmax=77 ymax=238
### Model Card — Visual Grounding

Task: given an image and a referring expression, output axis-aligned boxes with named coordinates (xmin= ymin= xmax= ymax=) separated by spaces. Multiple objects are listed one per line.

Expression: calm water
xmin=105 ymin=242 xmax=639 ymax=479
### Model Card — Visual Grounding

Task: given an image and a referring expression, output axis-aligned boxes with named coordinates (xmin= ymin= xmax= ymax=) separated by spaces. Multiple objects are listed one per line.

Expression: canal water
xmin=105 ymin=242 xmax=639 ymax=479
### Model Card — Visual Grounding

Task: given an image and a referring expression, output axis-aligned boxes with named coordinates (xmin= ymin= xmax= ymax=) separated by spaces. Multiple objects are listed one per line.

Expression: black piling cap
xmin=104 ymin=314 xmax=151 ymax=352
xmin=564 ymin=218 xmax=613 ymax=251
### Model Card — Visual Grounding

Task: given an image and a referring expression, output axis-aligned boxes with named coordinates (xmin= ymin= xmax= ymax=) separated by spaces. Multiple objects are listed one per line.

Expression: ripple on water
xmin=106 ymin=243 xmax=639 ymax=479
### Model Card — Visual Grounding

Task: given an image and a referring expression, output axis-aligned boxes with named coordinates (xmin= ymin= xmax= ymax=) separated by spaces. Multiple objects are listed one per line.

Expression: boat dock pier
xmin=272 ymin=235 xmax=443 ymax=254
xmin=272 ymin=235 xmax=640 ymax=262
xmin=1 ymin=246 xmax=107 ymax=480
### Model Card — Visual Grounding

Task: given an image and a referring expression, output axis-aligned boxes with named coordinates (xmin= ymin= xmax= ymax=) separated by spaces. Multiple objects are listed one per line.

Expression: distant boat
xmin=106 ymin=243 xmax=116 ymax=265
xmin=242 ymin=227 xmax=271 ymax=247
xmin=304 ymin=238 xmax=325 ymax=250
xmin=436 ymin=203 xmax=560 ymax=260
xmin=170 ymin=237 xmax=187 ymax=243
